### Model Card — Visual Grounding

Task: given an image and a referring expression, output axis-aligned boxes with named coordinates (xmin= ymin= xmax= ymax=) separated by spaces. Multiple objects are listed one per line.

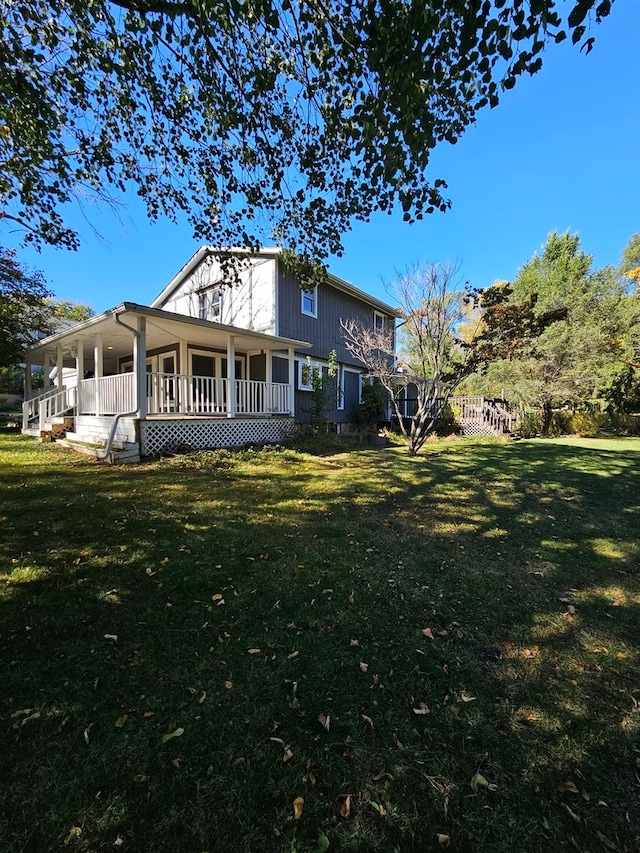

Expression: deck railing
xmin=147 ymin=373 xmax=291 ymax=416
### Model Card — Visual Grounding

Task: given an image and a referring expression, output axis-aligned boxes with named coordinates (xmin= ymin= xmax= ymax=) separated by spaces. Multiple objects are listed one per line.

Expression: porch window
xmin=336 ymin=365 xmax=345 ymax=410
xmin=199 ymin=285 xmax=223 ymax=322
xmin=299 ymin=360 xmax=322 ymax=391
xmin=301 ymin=286 xmax=317 ymax=318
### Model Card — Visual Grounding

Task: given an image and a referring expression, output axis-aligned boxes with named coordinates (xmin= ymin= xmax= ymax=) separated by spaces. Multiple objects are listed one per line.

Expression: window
xmin=373 ymin=311 xmax=386 ymax=335
xmin=336 ymin=365 xmax=345 ymax=410
xmin=198 ymin=284 xmax=223 ymax=321
xmin=298 ymin=360 xmax=322 ymax=391
xmin=301 ymin=286 xmax=318 ymax=318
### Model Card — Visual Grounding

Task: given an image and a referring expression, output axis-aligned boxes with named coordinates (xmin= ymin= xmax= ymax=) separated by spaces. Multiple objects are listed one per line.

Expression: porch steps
xmin=39 ymin=416 xmax=74 ymax=443
xmin=57 ymin=432 xmax=141 ymax=464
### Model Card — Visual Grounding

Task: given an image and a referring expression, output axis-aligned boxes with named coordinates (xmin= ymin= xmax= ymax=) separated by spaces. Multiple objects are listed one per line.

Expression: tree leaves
xmin=0 ymin=1 xmax=614 ymax=259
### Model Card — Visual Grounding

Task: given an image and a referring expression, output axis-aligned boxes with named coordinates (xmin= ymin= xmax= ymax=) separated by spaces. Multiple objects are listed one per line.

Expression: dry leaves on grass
xmin=337 ymin=794 xmax=352 ymax=818
xmin=292 ymin=797 xmax=304 ymax=819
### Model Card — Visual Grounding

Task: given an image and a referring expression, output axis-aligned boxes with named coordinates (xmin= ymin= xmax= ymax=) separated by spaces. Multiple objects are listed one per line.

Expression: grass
xmin=0 ymin=432 xmax=639 ymax=853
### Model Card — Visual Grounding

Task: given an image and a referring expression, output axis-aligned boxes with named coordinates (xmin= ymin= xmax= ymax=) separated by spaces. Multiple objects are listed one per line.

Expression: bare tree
xmin=342 ymin=261 xmax=477 ymax=454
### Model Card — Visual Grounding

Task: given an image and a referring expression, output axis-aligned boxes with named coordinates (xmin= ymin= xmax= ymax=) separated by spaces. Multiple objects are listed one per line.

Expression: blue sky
xmin=4 ymin=0 xmax=639 ymax=312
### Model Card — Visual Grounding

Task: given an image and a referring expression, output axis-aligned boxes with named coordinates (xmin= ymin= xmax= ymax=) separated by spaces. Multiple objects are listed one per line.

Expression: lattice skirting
xmin=139 ymin=417 xmax=294 ymax=456
xmin=461 ymin=420 xmax=499 ymax=437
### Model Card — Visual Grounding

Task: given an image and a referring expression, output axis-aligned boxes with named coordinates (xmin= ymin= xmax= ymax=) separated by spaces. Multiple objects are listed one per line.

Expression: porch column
xmin=265 ymin=349 xmax=272 ymax=414
xmin=227 ymin=334 xmax=236 ymax=418
xmin=179 ymin=339 xmax=188 ymax=413
xmin=74 ymin=341 xmax=84 ymax=413
xmin=94 ymin=334 xmax=103 ymax=415
xmin=56 ymin=344 xmax=64 ymax=390
xmin=24 ymin=359 xmax=32 ymax=399
xmin=288 ymin=347 xmax=295 ymax=417
xmin=134 ymin=317 xmax=147 ymax=418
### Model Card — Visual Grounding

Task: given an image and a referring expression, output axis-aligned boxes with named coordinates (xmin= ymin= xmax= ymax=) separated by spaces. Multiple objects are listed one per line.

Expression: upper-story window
xmin=373 ymin=311 xmax=387 ymax=335
xmin=199 ymin=284 xmax=223 ymax=322
xmin=301 ymin=286 xmax=318 ymax=318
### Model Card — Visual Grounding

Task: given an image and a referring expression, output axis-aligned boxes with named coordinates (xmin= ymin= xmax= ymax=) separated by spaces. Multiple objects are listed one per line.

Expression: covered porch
xmin=22 ymin=302 xmax=310 ymax=457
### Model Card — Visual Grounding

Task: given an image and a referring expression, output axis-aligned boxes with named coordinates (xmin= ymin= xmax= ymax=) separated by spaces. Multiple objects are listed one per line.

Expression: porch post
xmin=24 ymin=359 xmax=32 ymax=399
xmin=56 ymin=344 xmax=64 ymax=390
xmin=134 ymin=317 xmax=147 ymax=418
xmin=74 ymin=341 xmax=84 ymax=413
xmin=227 ymin=334 xmax=236 ymax=418
xmin=265 ymin=349 xmax=272 ymax=414
xmin=179 ymin=339 xmax=188 ymax=413
xmin=94 ymin=334 xmax=103 ymax=415
xmin=288 ymin=347 xmax=295 ymax=417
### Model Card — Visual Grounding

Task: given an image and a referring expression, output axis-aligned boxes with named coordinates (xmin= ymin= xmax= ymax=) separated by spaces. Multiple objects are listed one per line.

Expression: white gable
xmin=153 ymin=250 xmax=277 ymax=335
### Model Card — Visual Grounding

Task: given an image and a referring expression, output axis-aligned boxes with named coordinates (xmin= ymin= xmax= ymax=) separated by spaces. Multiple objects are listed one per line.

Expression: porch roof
xmin=24 ymin=302 xmax=312 ymax=364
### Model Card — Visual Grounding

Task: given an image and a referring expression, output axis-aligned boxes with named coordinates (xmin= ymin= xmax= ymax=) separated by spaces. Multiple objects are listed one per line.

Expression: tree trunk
xmin=541 ymin=399 xmax=553 ymax=435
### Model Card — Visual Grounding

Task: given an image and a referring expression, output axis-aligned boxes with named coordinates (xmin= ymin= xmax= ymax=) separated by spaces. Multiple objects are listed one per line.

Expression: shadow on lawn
xmin=0 ymin=435 xmax=638 ymax=852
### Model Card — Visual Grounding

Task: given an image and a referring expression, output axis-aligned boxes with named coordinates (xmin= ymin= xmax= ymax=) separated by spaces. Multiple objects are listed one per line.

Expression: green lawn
xmin=0 ymin=433 xmax=639 ymax=853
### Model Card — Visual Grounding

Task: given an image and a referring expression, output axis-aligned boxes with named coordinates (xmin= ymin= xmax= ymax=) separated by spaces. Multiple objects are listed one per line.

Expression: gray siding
xmin=277 ymin=262 xmax=395 ymax=368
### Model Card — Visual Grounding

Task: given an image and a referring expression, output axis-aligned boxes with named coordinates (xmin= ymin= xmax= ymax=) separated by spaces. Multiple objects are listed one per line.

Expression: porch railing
xmin=78 ymin=374 xmax=137 ymax=415
xmin=147 ymin=373 xmax=291 ymax=416
xmin=22 ymin=385 xmax=76 ymax=431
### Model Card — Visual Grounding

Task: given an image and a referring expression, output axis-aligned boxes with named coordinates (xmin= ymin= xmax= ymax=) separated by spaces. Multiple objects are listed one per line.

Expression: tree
xmin=0 ymin=247 xmax=52 ymax=372
xmin=621 ymin=233 xmax=640 ymax=291
xmin=341 ymin=262 xmax=552 ymax=454
xmin=1 ymin=0 xmax=614 ymax=262
xmin=477 ymin=231 xmax=634 ymax=432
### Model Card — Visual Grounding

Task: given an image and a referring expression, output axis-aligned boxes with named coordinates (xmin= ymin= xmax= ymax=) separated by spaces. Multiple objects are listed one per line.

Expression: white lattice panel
xmin=140 ymin=417 xmax=293 ymax=456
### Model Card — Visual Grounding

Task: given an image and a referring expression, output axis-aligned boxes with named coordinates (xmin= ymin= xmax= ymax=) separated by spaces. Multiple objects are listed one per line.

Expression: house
xmin=22 ymin=247 xmax=399 ymax=460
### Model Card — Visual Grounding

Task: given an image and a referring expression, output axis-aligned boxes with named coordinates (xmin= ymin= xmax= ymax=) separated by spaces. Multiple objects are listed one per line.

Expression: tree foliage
xmin=1 ymin=0 xmax=614 ymax=260
xmin=473 ymin=231 xmax=637 ymax=431
xmin=0 ymin=247 xmax=52 ymax=371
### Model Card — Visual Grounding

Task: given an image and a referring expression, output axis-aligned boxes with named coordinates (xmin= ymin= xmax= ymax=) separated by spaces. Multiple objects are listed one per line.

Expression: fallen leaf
xmin=361 ymin=714 xmax=374 ymax=728
xmin=567 ymin=605 xmax=577 ymax=615
xmin=413 ymin=703 xmax=430 ymax=715
xmin=293 ymin=796 xmax=304 ymax=819
xmin=161 ymin=727 xmax=184 ymax=744
xmin=322 ymin=588 xmax=333 ymax=595
xmin=283 ymin=747 xmax=294 ymax=763
xmin=460 ymin=691 xmax=476 ymax=703
xmin=248 ymin=648 xmax=261 ymax=654
xmin=436 ymin=834 xmax=451 ymax=848
xmin=317 ymin=713 xmax=330 ymax=732
xmin=224 ymin=681 xmax=233 ymax=689
xmin=370 ymin=800 xmax=386 ymax=816
xmin=337 ymin=794 xmax=352 ymax=819
xmin=114 ymin=714 xmax=129 ymax=728
xmin=143 ymin=711 xmax=154 ymax=719
xmin=350 ymin=639 xmax=360 ymax=647
xmin=348 ymin=591 xmax=355 ymax=604
xmin=132 ymin=774 xmax=147 ymax=783
xmin=212 ymin=590 xmax=224 ymax=601
xmin=558 ymin=781 xmax=579 ymax=794
xmin=359 ymin=661 xmax=369 ymax=672
xmin=287 ymin=650 xmax=299 ymax=659
xmin=471 ymin=773 xmax=489 ymax=792
xmin=64 ymin=827 xmax=82 ymax=845
xmin=104 ymin=634 xmax=118 ymax=642
xmin=83 ymin=725 xmax=93 ymax=745
xmin=422 ymin=628 xmax=435 ymax=640
xmin=171 ymin=758 xmax=182 ymax=769
xmin=114 ymin=836 xmax=124 ymax=848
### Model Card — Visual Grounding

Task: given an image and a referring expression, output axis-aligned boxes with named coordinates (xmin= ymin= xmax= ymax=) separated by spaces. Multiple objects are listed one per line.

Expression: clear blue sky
xmin=4 ymin=0 xmax=639 ymax=312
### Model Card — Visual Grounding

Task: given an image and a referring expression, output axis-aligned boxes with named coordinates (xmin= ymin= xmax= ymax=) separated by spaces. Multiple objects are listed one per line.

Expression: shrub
xmin=567 ymin=412 xmax=605 ymax=437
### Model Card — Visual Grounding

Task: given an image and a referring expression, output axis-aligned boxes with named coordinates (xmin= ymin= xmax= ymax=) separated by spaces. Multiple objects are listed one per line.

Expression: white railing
xmin=236 ymin=379 xmax=290 ymax=415
xmin=22 ymin=385 xmax=76 ymax=431
xmin=78 ymin=374 xmax=137 ymax=415
xmin=148 ymin=373 xmax=290 ymax=417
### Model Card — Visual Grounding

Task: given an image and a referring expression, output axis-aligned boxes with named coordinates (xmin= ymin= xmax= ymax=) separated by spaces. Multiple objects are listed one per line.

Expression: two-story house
xmin=21 ymin=247 xmax=399 ymax=460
